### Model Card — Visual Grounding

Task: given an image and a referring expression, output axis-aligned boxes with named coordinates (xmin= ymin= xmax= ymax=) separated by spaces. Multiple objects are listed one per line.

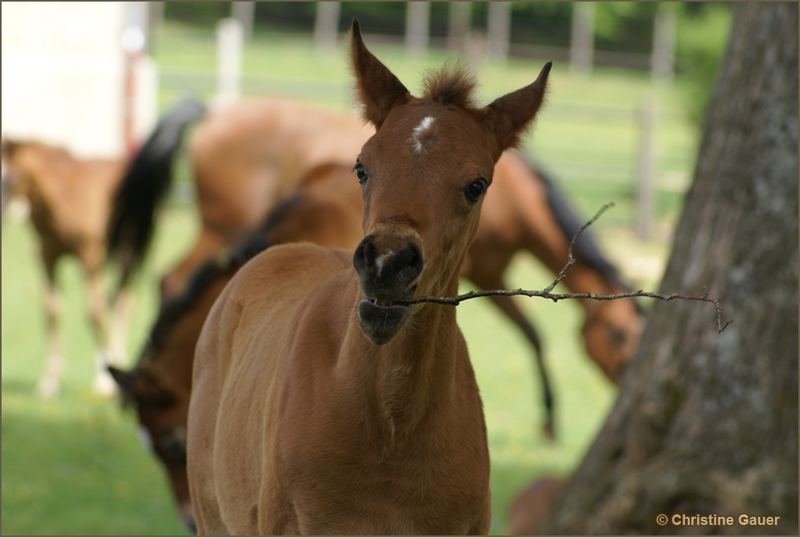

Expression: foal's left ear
xmin=483 ymin=62 xmax=552 ymax=155
xmin=350 ymin=20 xmax=410 ymax=128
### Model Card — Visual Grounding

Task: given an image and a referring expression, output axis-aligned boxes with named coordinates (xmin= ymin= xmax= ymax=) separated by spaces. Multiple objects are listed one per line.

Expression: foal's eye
xmin=354 ymin=161 xmax=369 ymax=184
xmin=464 ymin=178 xmax=488 ymax=203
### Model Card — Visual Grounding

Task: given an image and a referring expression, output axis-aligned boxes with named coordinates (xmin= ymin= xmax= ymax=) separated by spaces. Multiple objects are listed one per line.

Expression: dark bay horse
xmin=1 ymin=101 xmax=202 ymax=397
xmin=467 ymin=156 xmax=643 ymax=386
xmin=186 ymin=22 xmax=550 ymax=533
xmin=109 ymin=161 xmax=363 ymax=530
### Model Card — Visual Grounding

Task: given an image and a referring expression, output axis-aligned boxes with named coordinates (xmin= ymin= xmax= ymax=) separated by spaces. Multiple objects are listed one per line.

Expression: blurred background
xmin=2 ymin=2 xmax=732 ymax=534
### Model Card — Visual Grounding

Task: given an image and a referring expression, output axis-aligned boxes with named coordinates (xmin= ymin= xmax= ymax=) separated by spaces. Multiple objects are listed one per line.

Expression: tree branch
xmin=404 ymin=202 xmax=732 ymax=334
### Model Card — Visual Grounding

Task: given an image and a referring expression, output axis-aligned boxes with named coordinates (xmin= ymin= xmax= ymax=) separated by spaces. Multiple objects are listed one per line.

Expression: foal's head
xmin=349 ymin=21 xmax=551 ymax=344
xmin=1 ymin=139 xmax=75 ymax=201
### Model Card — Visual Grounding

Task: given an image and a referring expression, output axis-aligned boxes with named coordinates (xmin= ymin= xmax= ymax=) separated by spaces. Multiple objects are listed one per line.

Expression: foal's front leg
xmin=37 ymin=258 xmax=62 ymax=398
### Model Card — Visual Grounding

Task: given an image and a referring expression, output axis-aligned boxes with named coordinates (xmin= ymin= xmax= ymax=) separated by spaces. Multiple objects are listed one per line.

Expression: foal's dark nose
xmin=354 ymin=235 xmax=423 ymax=299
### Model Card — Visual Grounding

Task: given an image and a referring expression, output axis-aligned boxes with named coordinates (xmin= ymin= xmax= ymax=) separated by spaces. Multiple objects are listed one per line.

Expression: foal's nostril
xmin=395 ymin=243 xmax=422 ymax=277
xmin=353 ymin=235 xmax=377 ymax=273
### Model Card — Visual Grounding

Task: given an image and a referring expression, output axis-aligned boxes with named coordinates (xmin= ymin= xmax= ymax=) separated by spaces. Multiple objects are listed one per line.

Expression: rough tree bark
xmin=541 ymin=3 xmax=798 ymax=534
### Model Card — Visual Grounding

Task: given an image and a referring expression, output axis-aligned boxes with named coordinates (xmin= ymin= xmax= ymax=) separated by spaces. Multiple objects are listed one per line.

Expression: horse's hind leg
xmin=84 ymin=267 xmax=116 ymax=396
xmin=37 ymin=258 xmax=62 ymax=398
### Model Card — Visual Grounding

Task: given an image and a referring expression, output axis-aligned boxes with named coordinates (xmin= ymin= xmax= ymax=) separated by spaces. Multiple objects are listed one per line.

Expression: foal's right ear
xmin=350 ymin=19 xmax=410 ymax=128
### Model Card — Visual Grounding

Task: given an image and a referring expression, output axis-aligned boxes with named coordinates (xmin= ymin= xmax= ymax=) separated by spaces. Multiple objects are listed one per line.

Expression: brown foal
xmin=2 ymin=100 xmax=202 ymax=397
xmin=2 ymin=140 xmax=125 ymax=396
xmin=186 ymin=22 xmax=550 ymax=534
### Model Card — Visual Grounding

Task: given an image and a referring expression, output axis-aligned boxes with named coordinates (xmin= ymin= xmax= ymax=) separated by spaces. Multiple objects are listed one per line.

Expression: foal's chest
xmin=276 ymin=414 xmax=489 ymax=534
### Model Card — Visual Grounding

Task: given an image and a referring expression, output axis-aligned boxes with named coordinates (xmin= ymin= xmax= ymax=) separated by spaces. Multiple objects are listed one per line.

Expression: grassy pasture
xmin=2 ymin=20 xmax=680 ymax=535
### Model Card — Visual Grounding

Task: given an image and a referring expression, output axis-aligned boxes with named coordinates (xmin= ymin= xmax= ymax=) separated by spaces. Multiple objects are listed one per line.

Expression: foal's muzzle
xmin=353 ymin=234 xmax=423 ymax=345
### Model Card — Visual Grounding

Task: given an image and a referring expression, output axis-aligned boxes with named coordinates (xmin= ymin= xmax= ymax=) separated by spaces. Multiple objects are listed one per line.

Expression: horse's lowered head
xmin=108 ymin=361 xmax=194 ymax=532
xmin=582 ymin=298 xmax=644 ymax=381
xmin=349 ymin=20 xmax=551 ymax=344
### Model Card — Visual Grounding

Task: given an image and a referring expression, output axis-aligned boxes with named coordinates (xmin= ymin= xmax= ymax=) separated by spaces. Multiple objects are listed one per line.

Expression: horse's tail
xmin=107 ymin=97 xmax=207 ymax=294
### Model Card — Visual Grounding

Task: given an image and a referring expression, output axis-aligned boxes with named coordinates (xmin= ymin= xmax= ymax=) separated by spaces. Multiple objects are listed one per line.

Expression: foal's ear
xmin=483 ymin=62 xmax=552 ymax=154
xmin=108 ymin=365 xmax=135 ymax=394
xmin=350 ymin=19 xmax=410 ymax=128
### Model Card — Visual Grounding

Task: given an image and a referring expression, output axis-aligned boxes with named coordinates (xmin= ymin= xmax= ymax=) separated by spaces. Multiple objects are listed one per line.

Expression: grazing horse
xmin=1 ymin=101 xmax=201 ymax=397
xmin=109 ymin=161 xmax=363 ymax=531
xmin=186 ymin=22 xmax=550 ymax=534
xmin=466 ymin=156 xmax=643 ymax=386
xmin=107 ymin=96 xmax=372 ymax=299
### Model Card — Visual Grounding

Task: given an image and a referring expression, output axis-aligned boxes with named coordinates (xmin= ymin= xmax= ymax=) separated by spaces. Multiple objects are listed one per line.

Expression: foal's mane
xmin=422 ymin=65 xmax=479 ymax=111
xmin=137 ymin=193 xmax=306 ymax=364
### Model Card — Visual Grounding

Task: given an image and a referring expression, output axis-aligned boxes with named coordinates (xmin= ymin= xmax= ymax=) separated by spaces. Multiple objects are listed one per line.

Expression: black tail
xmin=107 ymin=97 xmax=207 ymax=293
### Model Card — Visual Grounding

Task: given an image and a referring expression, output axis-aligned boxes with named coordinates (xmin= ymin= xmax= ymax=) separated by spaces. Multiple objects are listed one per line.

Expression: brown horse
xmin=466 ymin=155 xmax=643 ymax=386
xmin=1 ymin=102 xmax=201 ymax=397
xmin=110 ymin=161 xmax=363 ymax=531
xmin=107 ymin=96 xmax=371 ymax=299
xmin=186 ymin=22 xmax=550 ymax=534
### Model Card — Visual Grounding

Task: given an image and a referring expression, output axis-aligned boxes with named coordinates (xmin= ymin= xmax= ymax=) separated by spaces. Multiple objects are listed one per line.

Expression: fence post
xmin=487 ymin=1 xmax=510 ymax=61
xmin=231 ymin=1 xmax=255 ymax=41
xmin=314 ymin=1 xmax=340 ymax=51
xmin=636 ymin=97 xmax=659 ymax=239
xmin=448 ymin=1 xmax=471 ymax=53
xmin=651 ymin=4 xmax=676 ymax=82
xmin=406 ymin=1 xmax=430 ymax=56
xmin=216 ymin=18 xmax=243 ymax=105
xmin=570 ymin=3 xmax=594 ymax=74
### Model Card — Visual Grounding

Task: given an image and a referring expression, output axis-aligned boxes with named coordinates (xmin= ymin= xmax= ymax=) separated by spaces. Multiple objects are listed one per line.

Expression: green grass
xmin=3 ymin=20 xmax=681 ymax=535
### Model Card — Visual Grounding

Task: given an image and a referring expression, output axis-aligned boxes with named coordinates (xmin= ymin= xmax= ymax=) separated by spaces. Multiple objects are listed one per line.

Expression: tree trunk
xmin=542 ymin=3 xmax=798 ymax=534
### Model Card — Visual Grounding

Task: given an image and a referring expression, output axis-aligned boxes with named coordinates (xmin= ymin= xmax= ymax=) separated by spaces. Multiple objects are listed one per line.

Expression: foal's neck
xmin=344 ymin=277 xmax=461 ymax=446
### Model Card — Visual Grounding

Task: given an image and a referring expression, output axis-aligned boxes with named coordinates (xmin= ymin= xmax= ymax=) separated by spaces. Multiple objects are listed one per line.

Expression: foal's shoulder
xmin=231 ymin=242 xmax=352 ymax=292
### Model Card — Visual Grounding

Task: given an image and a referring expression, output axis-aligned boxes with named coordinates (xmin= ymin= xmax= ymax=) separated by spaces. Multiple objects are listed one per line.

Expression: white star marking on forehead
xmin=409 ymin=116 xmax=436 ymax=155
